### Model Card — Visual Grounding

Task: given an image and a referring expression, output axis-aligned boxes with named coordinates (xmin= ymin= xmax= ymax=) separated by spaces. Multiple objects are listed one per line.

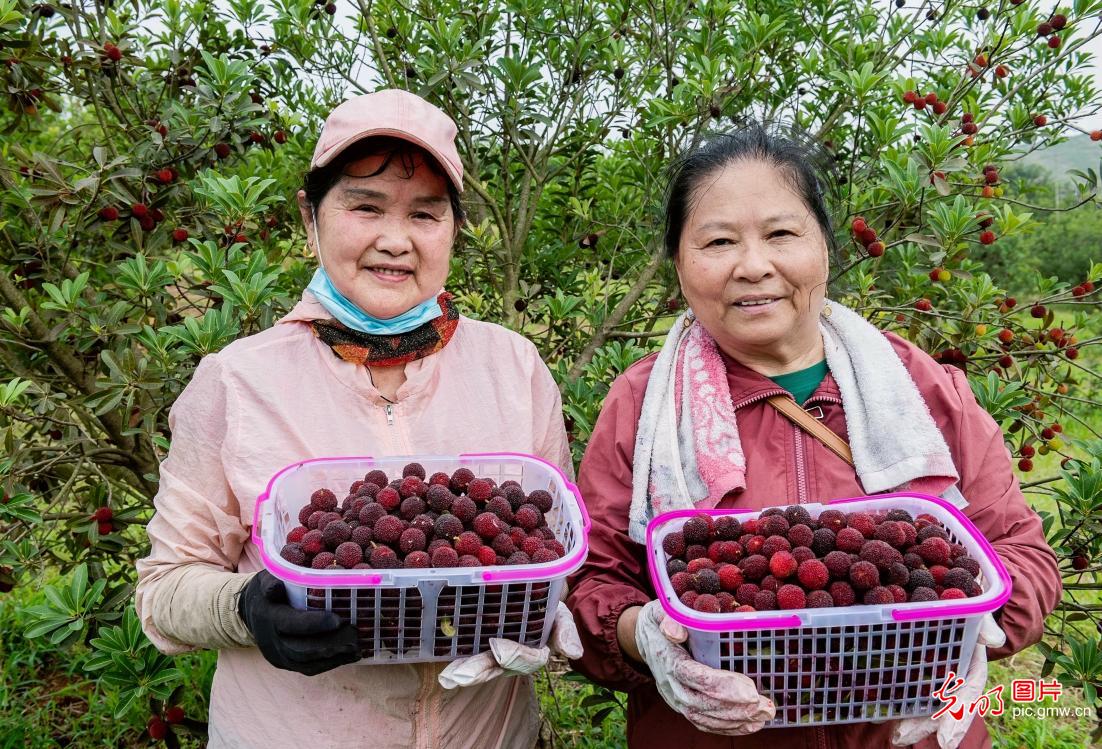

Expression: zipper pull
xmin=385 ymin=403 xmax=394 ymax=426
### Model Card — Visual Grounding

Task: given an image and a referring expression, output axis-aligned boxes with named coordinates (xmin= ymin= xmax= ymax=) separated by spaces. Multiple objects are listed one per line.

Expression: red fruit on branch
xmin=973 ymin=54 xmax=987 ymax=67
xmin=147 ymin=716 xmax=168 ymax=740
xmin=97 ymin=206 xmax=119 ymax=221
xmin=932 ymin=101 xmax=947 ymax=115
xmin=1084 ymin=281 xmax=1095 ymax=292
xmin=172 ymin=228 xmax=189 ymax=242
xmin=98 ymin=521 xmax=114 ymax=534
xmin=103 ymin=43 xmax=122 ymax=62
xmin=1032 ymin=114 xmax=1048 ymax=127
xmin=979 ymin=230 xmax=996 ymax=245
xmin=155 ymin=167 xmax=174 ymax=183
xmin=851 ymin=217 xmax=868 ymax=234
xmin=924 ymin=92 xmax=938 ymax=105
xmin=1030 ymin=304 xmax=1046 ymax=318
xmin=248 ymin=131 xmax=265 ymax=144
xmin=962 ymin=122 xmax=978 ymax=135
xmin=998 ymin=355 xmax=1013 ymax=369
xmin=214 ymin=142 xmax=231 ymax=159
xmin=914 ymin=298 xmax=932 ymax=312
xmin=1092 ymin=131 xmax=1102 ymax=141
xmin=1020 ymin=444 xmax=1035 ymax=458
xmin=92 ymin=507 xmax=113 ymax=522
xmin=994 ymin=64 xmax=1009 ymax=78
xmin=984 ymin=170 xmax=999 ymax=184
xmin=997 ymin=329 xmax=1014 ymax=343
xmin=1066 ymin=347 xmax=1079 ymax=359
xmin=859 ymin=227 xmax=877 ymax=245
xmin=913 ymin=98 xmax=926 ymax=110
xmin=1050 ymin=14 xmax=1067 ymax=30
xmin=1017 ymin=458 xmax=1033 ymax=472
xmin=1037 ymin=22 xmax=1053 ymax=35
xmin=274 ymin=130 xmax=287 ymax=144
xmin=902 ymin=90 xmax=917 ymax=104
xmin=866 ymin=241 xmax=884 ymax=257
xmin=1048 ymin=36 xmax=1061 ymax=49
xmin=131 ymin=203 xmax=149 ymax=218
xmin=139 ymin=215 xmax=155 ymax=231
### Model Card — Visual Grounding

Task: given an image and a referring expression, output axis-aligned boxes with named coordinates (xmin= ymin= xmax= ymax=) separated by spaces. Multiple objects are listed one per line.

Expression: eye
xmin=354 ymin=204 xmax=380 ymax=214
xmin=706 ymin=237 xmax=733 ymax=247
xmin=769 ymin=229 xmax=794 ymax=238
xmin=412 ymin=211 xmax=440 ymax=221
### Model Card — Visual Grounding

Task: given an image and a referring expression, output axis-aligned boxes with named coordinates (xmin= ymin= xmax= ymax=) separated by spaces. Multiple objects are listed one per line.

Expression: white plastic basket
xmin=646 ymin=493 xmax=1011 ymax=728
xmin=252 ymin=452 xmax=590 ymax=664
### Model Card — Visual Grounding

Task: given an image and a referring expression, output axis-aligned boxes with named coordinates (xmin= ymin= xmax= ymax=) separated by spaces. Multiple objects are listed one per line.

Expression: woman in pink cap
xmin=135 ymin=89 xmax=581 ymax=749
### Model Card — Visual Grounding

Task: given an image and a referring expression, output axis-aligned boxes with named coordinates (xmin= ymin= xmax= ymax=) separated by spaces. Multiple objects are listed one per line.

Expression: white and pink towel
xmin=628 ymin=301 xmax=963 ymax=544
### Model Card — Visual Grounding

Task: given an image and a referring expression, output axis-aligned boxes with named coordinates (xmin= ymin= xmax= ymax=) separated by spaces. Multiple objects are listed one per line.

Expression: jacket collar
xmin=718 ymin=347 xmax=842 ymax=409
xmin=276 ymin=290 xmax=445 ymax=405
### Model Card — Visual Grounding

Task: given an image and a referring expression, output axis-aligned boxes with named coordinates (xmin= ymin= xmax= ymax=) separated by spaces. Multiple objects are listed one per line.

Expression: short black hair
xmin=302 ymin=136 xmax=466 ymax=223
xmin=662 ymin=123 xmax=838 ymax=262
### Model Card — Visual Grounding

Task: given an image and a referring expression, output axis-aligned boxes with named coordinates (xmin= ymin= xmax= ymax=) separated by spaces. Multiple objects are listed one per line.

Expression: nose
xmin=731 ymin=239 xmax=774 ymax=283
xmin=373 ymin=216 xmax=414 ymax=256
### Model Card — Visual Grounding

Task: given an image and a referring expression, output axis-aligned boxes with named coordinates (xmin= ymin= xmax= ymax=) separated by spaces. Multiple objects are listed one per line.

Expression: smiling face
xmin=674 ymin=159 xmax=830 ymax=374
xmin=298 ymin=146 xmax=457 ymax=319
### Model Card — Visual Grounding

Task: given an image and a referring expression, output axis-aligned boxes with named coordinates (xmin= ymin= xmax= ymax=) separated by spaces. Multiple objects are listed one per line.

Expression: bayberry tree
xmin=1 ymin=0 xmax=1101 ymax=743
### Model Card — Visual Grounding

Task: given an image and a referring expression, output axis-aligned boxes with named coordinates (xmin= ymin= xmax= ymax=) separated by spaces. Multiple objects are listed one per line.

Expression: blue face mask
xmin=306 ymin=212 xmax=443 ymax=335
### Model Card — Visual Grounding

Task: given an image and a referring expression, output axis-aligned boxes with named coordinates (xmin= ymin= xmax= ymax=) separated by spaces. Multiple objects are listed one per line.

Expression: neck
xmin=720 ymin=333 xmax=825 ymax=378
xmin=367 ymin=364 xmax=407 ymax=401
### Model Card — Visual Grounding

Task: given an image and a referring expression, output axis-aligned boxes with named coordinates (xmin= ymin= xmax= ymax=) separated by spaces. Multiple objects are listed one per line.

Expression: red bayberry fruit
xmin=998 ymin=355 xmax=1013 ymax=369
xmin=851 ymin=217 xmax=868 ymax=234
xmin=995 ymin=64 xmax=1009 ymax=78
xmin=131 ymin=203 xmax=149 ymax=218
xmin=924 ymin=92 xmax=938 ymax=105
xmin=164 ymin=705 xmax=185 ymax=724
xmin=103 ymin=43 xmax=122 ymax=62
xmin=1033 ymin=114 xmax=1048 ymax=127
xmin=902 ymin=91 xmax=917 ymax=104
xmin=274 ymin=130 xmax=287 ymax=144
xmin=1018 ymin=458 xmax=1033 ymax=472
xmin=1092 ymin=131 xmax=1102 ymax=142
xmin=98 ymin=206 xmax=119 ymax=221
xmin=214 ymin=143 xmax=231 ymax=159
xmin=1048 ymin=36 xmax=1061 ymax=49
xmin=914 ymin=298 xmax=932 ymax=312
xmin=997 ymin=328 xmax=1014 ymax=343
xmin=147 ymin=716 xmax=168 ymax=740
xmin=867 ymin=241 xmax=884 ymax=257
xmin=172 ymin=227 xmax=189 ymax=242
xmin=1030 ymin=304 xmax=1046 ymax=318
xmin=1066 ymin=347 xmax=1079 ymax=359
xmin=1051 ymin=14 xmax=1067 ymax=30
xmin=932 ymin=101 xmax=947 ymax=115
xmin=979 ymin=231 xmax=996 ymax=245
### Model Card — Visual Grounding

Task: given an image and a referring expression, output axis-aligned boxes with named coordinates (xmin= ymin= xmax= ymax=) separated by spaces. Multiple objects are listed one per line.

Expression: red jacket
xmin=566 ymin=332 xmax=1061 ymax=749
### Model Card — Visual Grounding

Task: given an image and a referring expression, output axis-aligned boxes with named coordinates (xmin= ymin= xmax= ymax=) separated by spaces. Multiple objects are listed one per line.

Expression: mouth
xmin=363 ymin=265 xmax=414 ymax=282
xmin=732 ymin=296 xmax=782 ymax=308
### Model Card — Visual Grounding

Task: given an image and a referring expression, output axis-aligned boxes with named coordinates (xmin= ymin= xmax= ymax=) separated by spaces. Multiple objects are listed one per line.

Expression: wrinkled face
xmin=298 ymin=149 xmax=456 ymax=319
xmin=674 ymin=159 xmax=829 ymax=368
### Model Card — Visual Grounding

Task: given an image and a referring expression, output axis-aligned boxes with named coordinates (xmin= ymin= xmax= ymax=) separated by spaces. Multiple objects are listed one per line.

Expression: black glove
xmin=238 ymin=570 xmax=360 ymax=675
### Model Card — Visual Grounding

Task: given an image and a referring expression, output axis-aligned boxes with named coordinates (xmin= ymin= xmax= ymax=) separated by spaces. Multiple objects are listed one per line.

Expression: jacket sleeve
xmin=946 ymin=366 xmax=1062 ymax=660
xmin=565 ymin=371 xmax=654 ymax=691
xmin=530 ymin=350 xmax=574 ymax=481
xmin=134 ymin=354 xmax=255 ymax=654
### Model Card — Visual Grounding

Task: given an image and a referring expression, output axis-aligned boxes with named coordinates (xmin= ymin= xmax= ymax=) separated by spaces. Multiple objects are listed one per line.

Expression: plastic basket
xmin=646 ymin=493 xmax=1011 ymax=728
xmin=252 ymin=452 xmax=590 ymax=664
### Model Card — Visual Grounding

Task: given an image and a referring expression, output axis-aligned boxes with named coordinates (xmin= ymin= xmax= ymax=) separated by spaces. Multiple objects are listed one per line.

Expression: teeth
xmin=371 ymin=267 xmax=410 ymax=276
xmin=736 ymin=299 xmax=776 ymax=307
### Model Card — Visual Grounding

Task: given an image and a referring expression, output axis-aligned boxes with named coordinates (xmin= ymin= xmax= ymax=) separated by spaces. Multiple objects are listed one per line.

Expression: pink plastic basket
xmin=253 ymin=452 xmax=589 ymax=664
xmin=646 ymin=493 xmax=1011 ymax=728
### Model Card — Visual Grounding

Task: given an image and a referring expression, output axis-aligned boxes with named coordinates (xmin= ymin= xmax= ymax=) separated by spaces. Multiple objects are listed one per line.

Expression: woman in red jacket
xmin=565 ymin=126 xmax=1061 ymax=748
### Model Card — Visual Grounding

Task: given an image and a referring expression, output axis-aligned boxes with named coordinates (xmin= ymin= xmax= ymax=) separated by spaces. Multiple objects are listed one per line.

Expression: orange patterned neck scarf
xmin=310 ymin=292 xmax=460 ymax=367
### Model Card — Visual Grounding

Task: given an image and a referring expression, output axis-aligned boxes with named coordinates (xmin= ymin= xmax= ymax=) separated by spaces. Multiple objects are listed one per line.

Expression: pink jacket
xmin=566 ymin=332 xmax=1061 ymax=749
xmin=135 ymin=292 xmax=571 ymax=749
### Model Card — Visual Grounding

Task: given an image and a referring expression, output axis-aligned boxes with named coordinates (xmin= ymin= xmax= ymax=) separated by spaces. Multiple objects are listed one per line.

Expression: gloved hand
xmin=237 ymin=570 xmax=360 ymax=676
xmin=891 ymin=613 xmax=1006 ymax=748
xmin=634 ymin=600 xmax=774 ymax=735
xmin=438 ymin=602 xmax=583 ymax=688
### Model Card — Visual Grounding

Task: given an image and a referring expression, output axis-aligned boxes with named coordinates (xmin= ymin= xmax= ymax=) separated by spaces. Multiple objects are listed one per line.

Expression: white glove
xmin=891 ymin=614 xmax=1007 ymax=748
xmin=438 ymin=602 xmax=583 ymax=688
xmin=634 ymin=600 xmax=774 ymax=735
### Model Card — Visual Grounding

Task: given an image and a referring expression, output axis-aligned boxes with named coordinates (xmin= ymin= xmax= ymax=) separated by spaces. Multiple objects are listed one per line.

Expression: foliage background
xmin=1 ymin=0 xmax=1102 ymax=744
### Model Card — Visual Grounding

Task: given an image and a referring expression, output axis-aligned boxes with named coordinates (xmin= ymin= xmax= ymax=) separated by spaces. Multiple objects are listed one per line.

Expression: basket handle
xmin=251 ymin=490 xmax=270 ymax=546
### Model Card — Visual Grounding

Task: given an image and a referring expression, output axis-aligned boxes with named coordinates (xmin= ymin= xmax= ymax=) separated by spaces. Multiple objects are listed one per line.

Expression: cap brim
xmin=311 ymin=128 xmax=464 ymax=193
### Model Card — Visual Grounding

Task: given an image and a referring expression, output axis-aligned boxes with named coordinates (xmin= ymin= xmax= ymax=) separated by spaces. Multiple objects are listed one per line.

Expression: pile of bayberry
xmin=279 ymin=463 xmax=564 ymax=570
xmin=660 ymin=506 xmax=984 ymax=613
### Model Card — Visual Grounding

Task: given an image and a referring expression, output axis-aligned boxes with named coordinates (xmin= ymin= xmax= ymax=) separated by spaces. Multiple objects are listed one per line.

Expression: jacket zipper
xmin=385 ymin=403 xmax=395 ymax=426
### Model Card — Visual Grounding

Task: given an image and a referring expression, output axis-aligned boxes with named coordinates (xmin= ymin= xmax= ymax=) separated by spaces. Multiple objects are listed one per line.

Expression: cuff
xmin=213 ymin=571 xmax=256 ymax=648
xmin=602 ymin=594 xmax=654 ymax=689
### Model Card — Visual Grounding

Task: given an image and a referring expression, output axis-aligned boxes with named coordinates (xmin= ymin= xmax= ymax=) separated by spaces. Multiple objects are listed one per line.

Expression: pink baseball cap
xmin=310 ymin=89 xmax=464 ymax=192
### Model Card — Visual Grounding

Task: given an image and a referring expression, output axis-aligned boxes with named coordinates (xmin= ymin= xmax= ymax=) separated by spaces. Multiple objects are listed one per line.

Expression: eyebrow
xmin=338 ymin=187 xmax=449 ymax=207
xmin=695 ymin=213 xmax=806 ymax=232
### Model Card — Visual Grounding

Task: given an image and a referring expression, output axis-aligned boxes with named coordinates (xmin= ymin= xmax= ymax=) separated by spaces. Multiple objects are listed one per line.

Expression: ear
xmin=297 ymin=190 xmax=316 ymax=253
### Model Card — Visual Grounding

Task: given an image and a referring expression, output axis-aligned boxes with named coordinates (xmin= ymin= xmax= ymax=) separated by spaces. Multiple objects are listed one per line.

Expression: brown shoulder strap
xmin=766 ymin=395 xmax=855 ymax=467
